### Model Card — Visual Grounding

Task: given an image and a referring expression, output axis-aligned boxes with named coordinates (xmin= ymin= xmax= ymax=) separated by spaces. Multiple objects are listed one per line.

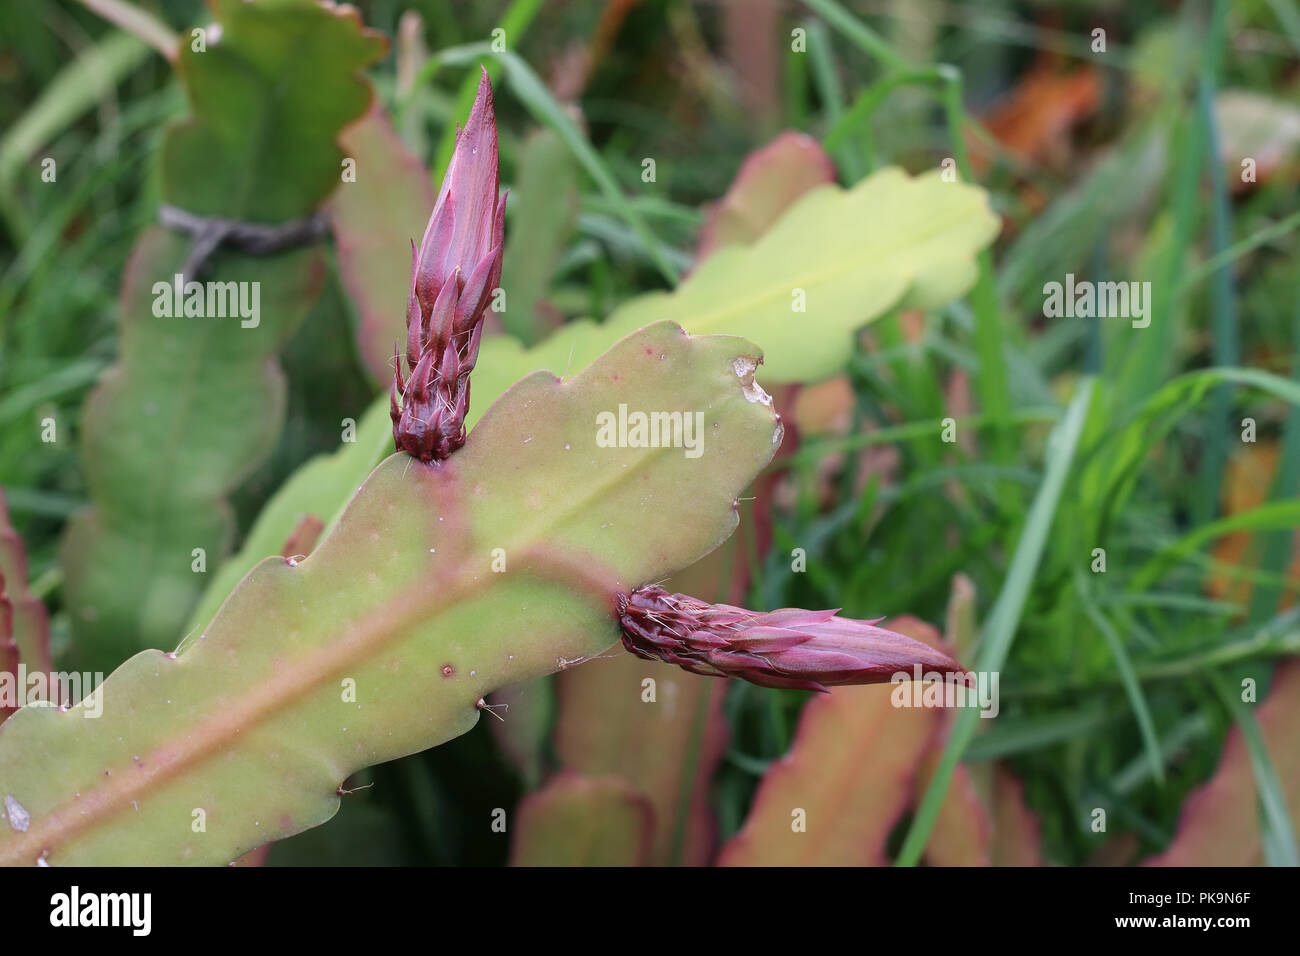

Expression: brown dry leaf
xmin=921 ymin=758 xmax=992 ymax=866
xmin=552 ymin=655 xmax=728 ymax=867
xmin=791 ymin=375 xmax=855 ymax=437
xmin=987 ymin=766 xmax=1044 ymax=866
xmin=1207 ymin=443 xmax=1300 ymax=608
xmin=973 ymin=66 xmax=1101 ymax=173
xmin=717 ymin=680 xmax=938 ymax=865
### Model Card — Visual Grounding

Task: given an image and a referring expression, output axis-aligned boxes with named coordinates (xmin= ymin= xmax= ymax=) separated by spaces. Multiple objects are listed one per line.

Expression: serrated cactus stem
xmin=0 ymin=537 xmax=625 ymax=866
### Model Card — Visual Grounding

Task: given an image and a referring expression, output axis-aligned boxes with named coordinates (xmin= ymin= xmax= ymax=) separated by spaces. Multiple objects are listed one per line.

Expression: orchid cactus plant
xmin=0 ymin=44 xmax=971 ymax=866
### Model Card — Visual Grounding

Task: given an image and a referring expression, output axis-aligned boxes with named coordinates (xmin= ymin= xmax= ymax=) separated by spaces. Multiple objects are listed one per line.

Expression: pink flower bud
xmin=392 ymin=67 xmax=506 ymax=462
xmin=618 ymin=586 xmax=964 ymax=693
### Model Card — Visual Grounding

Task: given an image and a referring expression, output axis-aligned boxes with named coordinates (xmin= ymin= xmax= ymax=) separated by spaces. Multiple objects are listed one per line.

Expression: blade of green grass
xmin=1006 ymin=608 xmax=1300 ymax=700
xmin=1081 ymin=366 xmax=1300 ymax=532
xmin=0 ymin=358 xmax=105 ymax=425
xmin=430 ymin=0 xmax=545 ymax=180
xmin=1130 ymin=499 xmax=1300 ymax=593
xmin=0 ymin=31 xmax=150 ymax=237
xmin=1180 ymin=209 xmax=1300 ymax=294
xmin=822 ymin=66 xmax=937 ymax=156
xmin=1264 ymin=0 xmax=1300 ymax=56
xmin=1076 ymin=569 xmax=1165 ymax=785
xmin=801 ymin=0 xmax=908 ymax=72
xmin=804 ymin=19 xmax=863 ymax=180
xmin=1112 ymin=713 xmax=1211 ymax=795
xmin=962 ymin=704 xmax=1113 ymax=761
xmin=895 ymin=377 xmax=1095 ymax=866
xmin=1192 ymin=20 xmax=1239 ymax=524
xmin=807 ymin=0 xmax=1013 ymax=464
xmin=76 ymin=0 xmax=177 ymax=58
xmin=785 ymin=407 xmax=1061 ymax=470
xmin=1209 ymin=673 xmax=1300 ymax=867
xmin=1110 ymin=1 xmax=1230 ymax=408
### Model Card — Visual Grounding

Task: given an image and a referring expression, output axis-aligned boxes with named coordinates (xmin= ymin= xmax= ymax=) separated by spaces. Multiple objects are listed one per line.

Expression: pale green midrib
xmin=504 ymin=440 xmax=714 ymax=569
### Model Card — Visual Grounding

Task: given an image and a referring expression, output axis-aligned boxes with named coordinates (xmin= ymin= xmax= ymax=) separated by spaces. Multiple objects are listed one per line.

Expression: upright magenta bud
xmin=618 ymin=586 xmax=963 ymax=693
xmin=392 ymin=66 xmax=506 ymax=462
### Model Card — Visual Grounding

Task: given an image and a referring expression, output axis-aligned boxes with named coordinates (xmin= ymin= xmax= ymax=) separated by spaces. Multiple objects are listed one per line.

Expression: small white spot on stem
xmin=3 ymin=795 xmax=31 ymax=832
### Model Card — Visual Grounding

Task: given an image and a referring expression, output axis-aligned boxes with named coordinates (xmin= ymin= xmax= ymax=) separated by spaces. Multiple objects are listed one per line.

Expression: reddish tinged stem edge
xmin=617 ymin=585 xmax=965 ymax=693
xmin=391 ymin=66 xmax=506 ymax=462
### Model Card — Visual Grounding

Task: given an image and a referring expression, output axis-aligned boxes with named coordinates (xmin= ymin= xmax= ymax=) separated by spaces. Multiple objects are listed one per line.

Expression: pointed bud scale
xmin=428 ymin=268 xmax=461 ymax=355
xmin=393 ymin=66 xmax=504 ymax=462
xmin=618 ymin=586 xmax=965 ymax=693
xmin=455 ymin=244 xmax=499 ymax=330
xmin=404 ymin=240 xmax=423 ymax=369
